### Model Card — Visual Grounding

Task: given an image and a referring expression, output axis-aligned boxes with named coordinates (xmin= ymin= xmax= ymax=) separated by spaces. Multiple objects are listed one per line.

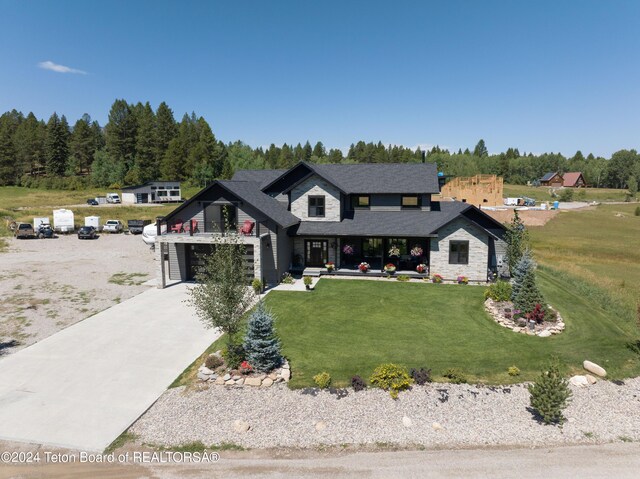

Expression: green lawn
xmin=264 ymin=276 xmax=640 ymax=388
xmin=503 ymin=184 xmax=629 ymax=203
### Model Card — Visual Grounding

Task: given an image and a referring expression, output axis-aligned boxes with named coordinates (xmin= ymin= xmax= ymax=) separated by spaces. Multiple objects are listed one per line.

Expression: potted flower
xmin=410 ymin=245 xmax=423 ymax=257
xmin=431 ymin=274 xmax=443 ymax=283
xmin=303 ymin=275 xmax=313 ymax=290
xmin=457 ymin=275 xmax=469 ymax=285
xmin=416 ymin=263 xmax=427 ymax=274
xmin=325 ymin=261 xmax=335 ymax=273
xmin=342 ymin=244 xmax=354 ymax=256
xmin=388 ymin=245 xmax=400 ymax=257
xmin=358 ymin=262 xmax=370 ymax=273
xmin=239 ymin=361 xmax=253 ymax=375
xmin=383 ymin=263 xmax=397 ymax=274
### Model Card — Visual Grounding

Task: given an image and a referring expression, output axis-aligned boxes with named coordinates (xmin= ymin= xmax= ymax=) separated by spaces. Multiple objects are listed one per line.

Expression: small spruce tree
xmin=505 ymin=210 xmax=529 ymax=275
xmin=511 ymin=249 xmax=535 ymax=301
xmin=528 ymin=358 xmax=572 ymax=425
xmin=243 ymin=301 xmax=283 ymax=372
xmin=513 ymin=266 xmax=545 ymax=314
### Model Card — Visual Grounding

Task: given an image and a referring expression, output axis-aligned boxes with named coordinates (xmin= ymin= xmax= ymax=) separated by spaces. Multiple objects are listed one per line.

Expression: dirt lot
xmin=0 ymin=233 xmax=156 ymax=356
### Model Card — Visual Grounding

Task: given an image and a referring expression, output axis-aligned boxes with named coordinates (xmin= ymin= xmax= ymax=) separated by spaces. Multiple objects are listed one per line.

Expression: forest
xmin=0 ymin=99 xmax=639 ymax=191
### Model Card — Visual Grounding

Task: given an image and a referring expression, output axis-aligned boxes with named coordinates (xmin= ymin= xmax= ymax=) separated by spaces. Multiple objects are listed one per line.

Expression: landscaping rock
xmin=225 ymin=379 xmax=235 ymax=386
xmin=262 ymin=378 xmax=274 ymax=387
xmin=245 ymin=377 xmax=262 ymax=387
xmin=214 ymin=377 xmax=225 ymax=386
xmin=538 ymin=330 xmax=552 ymax=338
xmin=586 ymin=374 xmax=598 ymax=385
xmin=197 ymin=372 xmax=210 ymax=381
xmin=315 ymin=421 xmax=327 ymax=431
xmin=235 ymin=378 xmax=244 ymax=386
xmin=402 ymin=416 xmax=412 ymax=427
xmin=199 ymin=366 xmax=214 ymax=375
xmin=268 ymin=373 xmax=277 ymax=380
xmin=583 ymin=360 xmax=607 ymax=377
xmin=223 ymin=374 xmax=231 ymax=381
xmin=432 ymin=422 xmax=443 ymax=431
xmin=570 ymin=375 xmax=589 ymax=388
xmin=232 ymin=375 xmax=242 ymax=381
xmin=233 ymin=420 xmax=250 ymax=433
xmin=282 ymin=369 xmax=291 ymax=381
xmin=513 ymin=327 xmax=521 ymax=333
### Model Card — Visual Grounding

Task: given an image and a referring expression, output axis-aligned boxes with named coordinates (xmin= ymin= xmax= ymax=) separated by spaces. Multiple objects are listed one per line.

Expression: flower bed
xmin=197 ymin=350 xmax=291 ymax=387
xmin=484 ymin=298 xmax=565 ymax=337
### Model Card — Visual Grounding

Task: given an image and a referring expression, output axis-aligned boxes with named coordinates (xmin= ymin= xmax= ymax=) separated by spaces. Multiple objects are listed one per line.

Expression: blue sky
xmin=1 ymin=0 xmax=639 ymax=157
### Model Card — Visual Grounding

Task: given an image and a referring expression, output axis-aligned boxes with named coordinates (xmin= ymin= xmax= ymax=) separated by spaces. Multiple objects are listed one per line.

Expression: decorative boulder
xmin=538 ymin=330 xmax=552 ymax=338
xmin=233 ymin=420 xmax=250 ymax=433
xmin=570 ymin=375 xmax=589 ymax=387
xmin=585 ymin=374 xmax=597 ymax=385
xmin=583 ymin=360 xmax=606 ymax=377
xmin=402 ymin=416 xmax=412 ymax=428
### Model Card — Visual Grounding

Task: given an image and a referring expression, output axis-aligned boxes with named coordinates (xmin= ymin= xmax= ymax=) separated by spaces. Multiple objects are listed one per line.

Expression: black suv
xmin=77 ymin=226 xmax=97 ymax=239
xmin=87 ymin=199 xmax=99 ymax=206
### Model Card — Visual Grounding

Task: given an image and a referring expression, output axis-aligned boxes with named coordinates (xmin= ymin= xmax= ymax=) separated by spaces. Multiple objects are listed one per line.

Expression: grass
xmin=104 ymin=431 xmax=138 ymax=454
xmin=108 ymin=272 xmax=149 ymax=286
xmin=503 ymin=184 xmax=630 ymax=203
xmin=262 ymin=276 xmax=640 ymax=388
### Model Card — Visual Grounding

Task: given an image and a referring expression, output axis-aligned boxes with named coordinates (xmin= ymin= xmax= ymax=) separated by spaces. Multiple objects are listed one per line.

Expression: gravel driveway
xmin=131 ymin=378 xmax=640 ymax=450
xmin=0 ymin=234 xmax=155 ymax=355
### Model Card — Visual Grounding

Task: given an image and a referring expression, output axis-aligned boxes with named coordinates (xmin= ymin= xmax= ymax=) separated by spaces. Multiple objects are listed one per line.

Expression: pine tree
xmin=513 ymin=265 xmax=545 ymax=314
xmin=70 ymin=114 xmax=96 ymax=174
xmin=105 ymin=99 xmax=137 ymax=170
xmin=44 ymin=112 xmax=69 ymax=176
xmin=312 ymin=141 xmax=326 ymax=159
xmin=243 ymin=301 xmax=283 ymax=372
xmin=511 ymin=249 xmax=535 ymax=301
xmin=528 ymin=358 xmax=572 ymax=425
xmin=505 ymin=210 xmax=529 ymax=275
xmin=473 ymin=139 xmax=488 ymax=157
xmin=156 ymin=102 xmax=177 ymax=162
xmin=302 ymin=140 xmax=313 ymax=162
xmin=0 ymin=112 xmax=20 ymax=185
xmin=134 ymin=102 xmax=158 ymax=182
xmin=278 ymin=143 xmax=295 ymax=168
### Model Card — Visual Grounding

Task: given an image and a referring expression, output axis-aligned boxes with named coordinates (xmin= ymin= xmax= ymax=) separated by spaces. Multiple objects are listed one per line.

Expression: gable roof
xmin=563 ymin=172 xmax=585 ymax=187
xmin=163 ymin=180 xmax=299 ymax=228
xmin=231 ymin=169 xmax=287 ymax=189
xmin=262 ymin=161 xmax=441 ymax=195
xmin=121 ymin=180 xmax=180 ymax=191
xmin=540 ymin=172 xmax=562 ymax=182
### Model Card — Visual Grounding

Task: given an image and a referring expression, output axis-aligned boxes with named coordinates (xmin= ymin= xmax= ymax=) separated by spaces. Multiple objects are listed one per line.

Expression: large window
xmin=308 ymin=196 xmax=325 ymax=217
xmin=401 ymin=195 xmax=421 ymax=208
xmin=352 ymin=195 xmax=370 ymax=208
xmin=449 ymin=240 xmax=469 ymax=264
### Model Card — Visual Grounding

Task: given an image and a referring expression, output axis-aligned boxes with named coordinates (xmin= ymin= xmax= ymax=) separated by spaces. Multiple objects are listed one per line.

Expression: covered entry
xmin=304 ymin=239 xmax=328 ymax=267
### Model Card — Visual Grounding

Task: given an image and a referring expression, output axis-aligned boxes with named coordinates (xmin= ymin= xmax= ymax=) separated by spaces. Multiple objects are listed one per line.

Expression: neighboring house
xmin=155 ymin=162 xmax=508 ymax=287
xmin=562 ymin=172 xmax=586 ymax=188
xmin=121 ymin=181 xmax=182 ymax=204
xmin=540 ymin=172 xmax=564 ymax=187
xmin=439 ymin=174 xmax=504 ymax=206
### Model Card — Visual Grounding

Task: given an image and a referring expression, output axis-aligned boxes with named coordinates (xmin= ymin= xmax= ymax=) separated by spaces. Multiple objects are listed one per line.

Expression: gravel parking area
xmin=0 ymin=234 xmax=155 ymax=356
xmin=131 ymin=378 xmax=640 ymax=450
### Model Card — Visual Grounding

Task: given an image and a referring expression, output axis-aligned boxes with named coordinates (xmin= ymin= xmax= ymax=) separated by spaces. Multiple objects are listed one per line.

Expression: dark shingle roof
xmin=294 ymin=201 xmax=470 ymax=237
xmin=218 ymin=180 xmax=299 ymax=228
xmin=232 ymin=169 xmax=288 ymax=189
xmin=540 ymin=172 xmax=559 ymax=182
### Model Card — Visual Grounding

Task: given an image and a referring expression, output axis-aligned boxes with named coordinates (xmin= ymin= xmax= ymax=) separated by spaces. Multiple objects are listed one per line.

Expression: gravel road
xmin=131 ymin=377 xmax=640 ymax=450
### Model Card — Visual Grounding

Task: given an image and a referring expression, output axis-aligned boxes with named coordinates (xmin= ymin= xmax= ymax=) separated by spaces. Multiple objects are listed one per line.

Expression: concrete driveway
xmin=0 ymin=283 xmax=219 ymax=452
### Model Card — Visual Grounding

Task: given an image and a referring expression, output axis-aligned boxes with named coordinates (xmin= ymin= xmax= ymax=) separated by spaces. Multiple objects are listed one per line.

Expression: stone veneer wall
xmin=430 ymin=217 xmax=489 ymax=282
xmin=290 ymin=175 xmax=341 ymax=222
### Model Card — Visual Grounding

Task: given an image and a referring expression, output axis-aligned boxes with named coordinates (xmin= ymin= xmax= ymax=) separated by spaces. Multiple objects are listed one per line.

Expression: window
xmin=352 ymin=195 xmax=370 ymax=208
xmin=170 ymin=190 xmax=180 ymax=197
xmin=449 ymin=240 xmax=469 ymax=265
xmin=387 ymin=238 xmax=408 ymax=256
xmin=150 ymin=186 xmax=157 ymax=190
xmin=157 ymin=186 xmax=165 ymax=190
xmin=401 ymin=195 xmax=421 ymax=208
xmin=157 ymin=190 xmax=168 ymax=197
xmin=308 ymin=196 xmax=325 ymax=217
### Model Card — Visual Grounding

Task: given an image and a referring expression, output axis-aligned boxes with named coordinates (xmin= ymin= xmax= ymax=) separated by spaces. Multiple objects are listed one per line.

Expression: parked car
xmin=103 ymin=219 xmax=123 ymax=233
xmin=127 ymin=219 xmax=151 ymax=235
xmin=36 ymin=223 xmax=55 ymax=239
xmin=77 ymin=226 xmax=97 ymax=239
xmin=14 ymin=222 xmax=35 ymax=239
xmin=142 ymin=222 xmax=166 ymax=247
xmin=106 ymin=193 xmax=121 ymax=204
xmin=87 ymin=199 xmax=98 ymax=206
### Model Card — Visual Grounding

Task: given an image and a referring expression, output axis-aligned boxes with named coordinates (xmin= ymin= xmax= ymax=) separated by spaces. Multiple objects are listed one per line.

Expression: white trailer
xmin=33 ymin=217 xmax=50 ymax=229
xmin=84 ymin=215 xmax=101 ymax=231
xmin=53 ymin=209 xmax=75 ymax=233
xmin=504 ymin=197 xmax=522 ymax=206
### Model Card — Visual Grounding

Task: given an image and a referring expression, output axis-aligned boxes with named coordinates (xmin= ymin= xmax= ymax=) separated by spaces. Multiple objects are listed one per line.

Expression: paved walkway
xmin=0 ymin=283 xmax=219 ymax=452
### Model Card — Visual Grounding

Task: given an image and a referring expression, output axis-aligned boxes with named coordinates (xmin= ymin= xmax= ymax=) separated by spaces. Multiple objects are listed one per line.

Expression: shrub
xmin=222 ymin=342 xmax=245 ymax=370
xmin=528 ymin=358 xmax=572 ymax=425
xmin=410 ymin=367 xmax=432 ymax=385
xmin=457 ymin=275 xmax=469 ymax=284
xmin=484 ymin=281 xmax=512 ymax=301
xmin=243 ymin=302 xmax=283 ymax=373
xmin=431 ymin=274 xmax=443 ymax=283
xmin=396 ymin=274 xmax=410 ymax=282
xmin=443 ymin=368 xmax=468 ymax=384
xmin=508 ymin=366 xmax=520 ymax=376
xmin=558 ymin=188 xmax=574 ymax=202
xmin=527 ymin=303 xmax=546 ymax=324
xmin=369 ymin=363 xmax=413 ymax=399
xmin=313 ymin=372 xmax=331 ymax=389
xmin=204 ymin=355 xmax=223 ymax=370
xmin=351 ymin=375 xmax=366 ymax=391
xmin=251 ymin=278 xmax=263 ymax=295
xmin=303 ymin=276 xmax=313 ymax=287
xmin=635 ymin=206 xmax=640 ymax=216
xmin=280 ymin=273 xmax=294 ymax=284
xmin=545 ymin=308 xmax=558 ymax=322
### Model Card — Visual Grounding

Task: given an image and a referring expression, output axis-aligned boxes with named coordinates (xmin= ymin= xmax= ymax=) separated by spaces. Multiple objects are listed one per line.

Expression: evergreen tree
xmin=70 ymin=114 xmax=95 ymax=174
xmin=278 ymin=143 xmax=295 ymax=168
xmin=105 ymin=99 xmax=137 ymax=169
xmin=473 ymin=139 xmax=488 ymax=157
xmin=327 ymin=148 xmax=343 ymax=163
xmin=627 ymin=175 xmax=638 ymax=199
xmin=528 ymin=358 xmax=572 ymax=425
xmin=134 ymin=102 xmax=158 ymax=182
xmin=504 ymin=210 xmax=529 ymax=275
xmin=312 ymin=141 xmax=326 ymax=158
xmin=0 ymin=112 xmax=20 ymax=185
xmin=302 ymin=140 xmax=313 ymax=162
xmin=513 ymin=265 xmax=545 ymax=314
xmin=44 ymin=112 xmax=69 ymax=176
xmin=13 ymin=112 xmax=44 ymax=177
xmin=243 ymin=301 xmax=283 ymax=372
xmin=511 ymin=249 xmax=535 ymax=301
xmin=155 ymin=102 xmax=177 ymax=160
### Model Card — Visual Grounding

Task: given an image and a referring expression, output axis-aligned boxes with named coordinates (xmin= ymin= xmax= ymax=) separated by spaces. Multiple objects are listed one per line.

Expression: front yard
xmin=264 ymin=275 xmax=640 ymax=387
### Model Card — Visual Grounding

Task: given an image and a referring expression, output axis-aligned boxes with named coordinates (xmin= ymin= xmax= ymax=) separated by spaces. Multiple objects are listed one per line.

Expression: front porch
xmin=300 ymin=266 xmax=429 ymax=279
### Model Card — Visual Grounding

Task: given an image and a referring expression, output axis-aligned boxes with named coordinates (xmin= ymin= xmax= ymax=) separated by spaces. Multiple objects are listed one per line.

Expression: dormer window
xmin=352 ymin=195 xmax=370 ymax=209
xmin=308 ymin=196 xmax=325 ymax=217
xmin=401 ymin=195 xmax=421 ymax=208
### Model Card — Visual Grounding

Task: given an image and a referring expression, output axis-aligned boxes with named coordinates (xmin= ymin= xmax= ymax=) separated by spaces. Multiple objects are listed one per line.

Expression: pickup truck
xmin=127 ymin=219 xmax=151 ymax=235
xmin=14 ymin=223 xmax=35 ymax=239
xmin=103 ymin=220 xmax=123 ymax=233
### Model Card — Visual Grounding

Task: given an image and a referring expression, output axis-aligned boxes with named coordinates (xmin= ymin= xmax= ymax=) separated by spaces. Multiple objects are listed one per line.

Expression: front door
xmin=305 ymin=240 xmax=328 ymax=267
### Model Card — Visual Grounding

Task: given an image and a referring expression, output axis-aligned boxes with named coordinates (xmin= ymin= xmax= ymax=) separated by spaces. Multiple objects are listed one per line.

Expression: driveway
xmin=0 ymin=283 xmax=219 ymax=452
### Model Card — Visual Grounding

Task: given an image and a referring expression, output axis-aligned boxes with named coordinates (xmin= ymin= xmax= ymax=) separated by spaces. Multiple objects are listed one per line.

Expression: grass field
xmin=503 ymin=184 xmax=629 ymax=202
xmin=260 ymin=276 xmax=640 ymax=388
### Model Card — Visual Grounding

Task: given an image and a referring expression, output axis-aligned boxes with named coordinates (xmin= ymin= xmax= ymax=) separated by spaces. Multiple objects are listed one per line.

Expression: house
xmin=121 ymin=181 xmax=182 ymax=204
xmin=154 ymin=162 xmax=508 ymax=288
xmin=539 ymin=172 xmax=564 ymax=187
xmin=562 ymin=172 xmax=586 ymax=188
xmin=439 ymin=174 xmax=504 ymax=206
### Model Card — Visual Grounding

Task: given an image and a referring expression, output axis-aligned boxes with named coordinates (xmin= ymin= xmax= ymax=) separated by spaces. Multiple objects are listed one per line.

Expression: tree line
xmin=0 ymin=99 xmax=639 ymax=190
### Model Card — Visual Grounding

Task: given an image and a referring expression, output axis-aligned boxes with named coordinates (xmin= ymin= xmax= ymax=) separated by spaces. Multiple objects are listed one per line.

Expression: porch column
xmin=156 ymin=240 xmax=166 ymax=289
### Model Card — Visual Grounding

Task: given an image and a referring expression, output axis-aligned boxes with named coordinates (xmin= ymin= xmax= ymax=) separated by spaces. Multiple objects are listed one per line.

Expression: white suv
xmin=103 ymin=220 xmax=123 ymax=233
xmin=106 ymin=193 xmax=121 ymax=204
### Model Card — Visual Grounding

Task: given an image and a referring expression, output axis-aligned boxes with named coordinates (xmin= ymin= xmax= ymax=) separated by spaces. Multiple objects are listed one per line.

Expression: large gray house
xmin=155 ymin=162 xmax=508 ymax=287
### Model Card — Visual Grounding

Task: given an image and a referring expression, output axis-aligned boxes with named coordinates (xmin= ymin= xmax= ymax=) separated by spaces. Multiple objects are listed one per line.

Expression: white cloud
xmin=38 ymin=60 xmax=87 ymax=75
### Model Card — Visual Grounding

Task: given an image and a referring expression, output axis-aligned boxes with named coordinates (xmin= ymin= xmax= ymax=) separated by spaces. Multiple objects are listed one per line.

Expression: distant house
xmin=121 ymin=181 xmax=182 ymax=204
xmin=562 ymin=172 xmax=586 ymax=188
xmin=540 ymin=172 xmax=564 ymax=187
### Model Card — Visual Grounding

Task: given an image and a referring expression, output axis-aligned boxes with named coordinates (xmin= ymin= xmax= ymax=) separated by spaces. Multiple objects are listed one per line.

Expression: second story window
xmin=401 ymin=195 xmax=421 ymax=208
xmin=352 ymin=195 xmax=370 ymax=209
xmin=308 ymin=195 xmax=325 ymax=217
